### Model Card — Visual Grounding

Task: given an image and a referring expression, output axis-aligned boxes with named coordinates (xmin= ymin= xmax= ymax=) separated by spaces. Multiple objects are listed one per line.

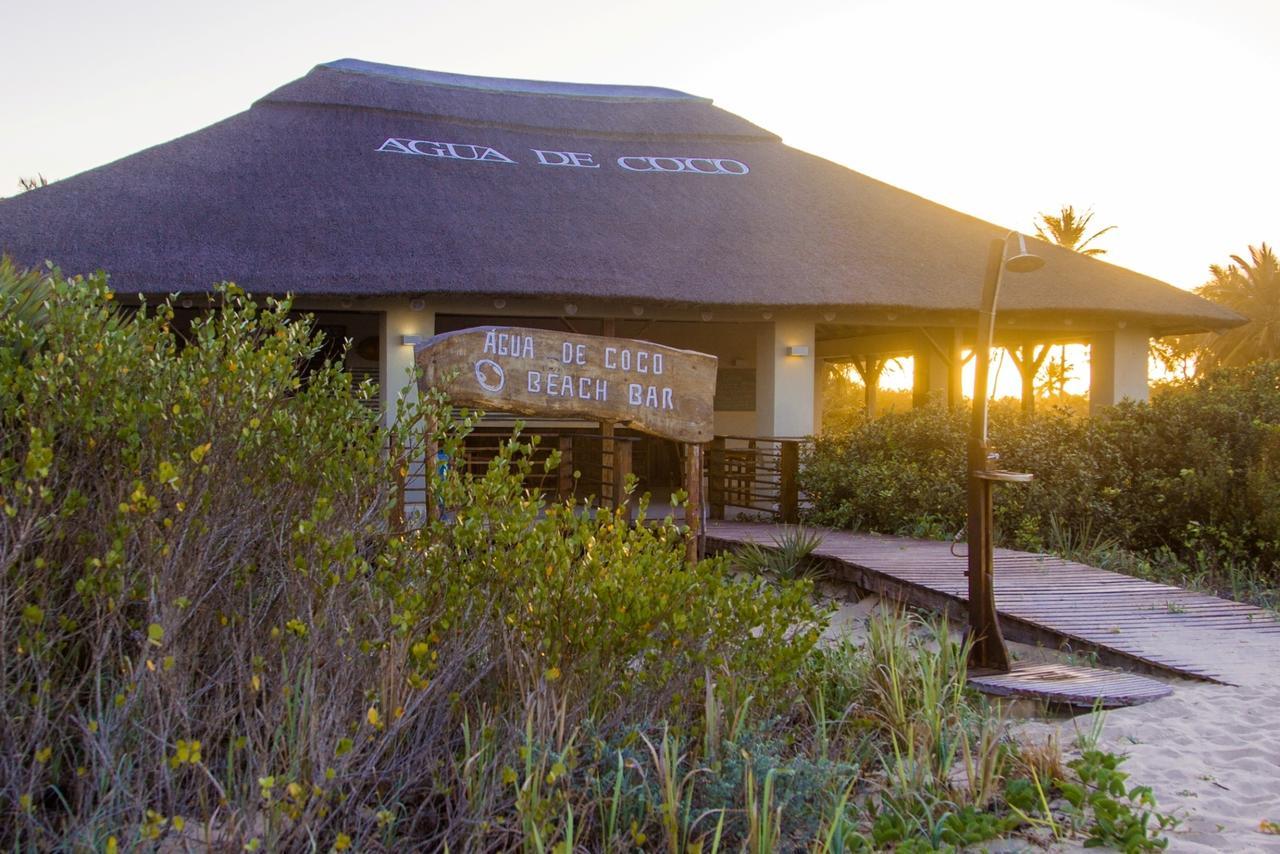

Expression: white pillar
xmin=813 ymin=357 xmax=828 ymax=436
xmin=1089 ymin=327 xmax=1150 ymax=415
xmin=755 ymin=319 xmax=816 ymax=438
xmin=380 ymin=303 xmax=435 ymax=428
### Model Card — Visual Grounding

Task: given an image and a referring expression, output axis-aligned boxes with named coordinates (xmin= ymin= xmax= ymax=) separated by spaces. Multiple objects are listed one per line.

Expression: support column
xmin=1089 ymin=327 xmax=1151 ymax=415
xmin=812 ymin=357 xmax=828 ymax=436
xmin=913 ymin=328 xmax=952 ymax=408
xmin=948 ymin=329 xmax=966 ymax=410
xmin=380 ymin=302 xmax=436 ymax=429
xmin=755 ymin=319 xmax=816 ymax=438
xmin=1009 ymin=340 xmax=1050 ymax=417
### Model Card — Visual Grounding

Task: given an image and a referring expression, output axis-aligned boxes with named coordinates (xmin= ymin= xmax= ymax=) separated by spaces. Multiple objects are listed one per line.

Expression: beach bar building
xmin=0 ymin=59 xmax=1241 ymax=509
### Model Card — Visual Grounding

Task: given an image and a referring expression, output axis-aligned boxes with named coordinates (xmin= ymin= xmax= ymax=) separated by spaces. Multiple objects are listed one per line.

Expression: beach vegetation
xmin=804 ymin=365 xmax=1280 ymax=609
xmin=0 ymin=263 xmax=1172 ymax=849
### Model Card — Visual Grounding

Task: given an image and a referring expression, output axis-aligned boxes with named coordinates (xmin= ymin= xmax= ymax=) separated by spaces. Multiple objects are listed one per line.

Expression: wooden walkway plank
xmin=706 ymin=521 xmax=1279 ymax=684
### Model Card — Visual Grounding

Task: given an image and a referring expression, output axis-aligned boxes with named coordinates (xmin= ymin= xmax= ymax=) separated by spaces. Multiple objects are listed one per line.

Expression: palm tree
xmin=1019 ymin=205 xmax=1117 ymax=412
xmin=1193 ymin=243 xmax=1280 ymax=367
xmin=1033 ymin=205 xmax=1116 ymax=256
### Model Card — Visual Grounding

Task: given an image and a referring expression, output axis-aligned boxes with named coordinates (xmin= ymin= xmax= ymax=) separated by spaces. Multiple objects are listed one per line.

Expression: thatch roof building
xmin=0 ymin=59 xmax=1242 ymax=439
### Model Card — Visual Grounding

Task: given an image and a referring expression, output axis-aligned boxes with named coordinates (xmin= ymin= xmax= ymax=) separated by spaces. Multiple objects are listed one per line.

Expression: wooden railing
xmin=391 ymin=428 xmax=639 ymax=527
xmin=393 ymin=430 xmax=808 ymax=529
xmin=706 ymin=436 xmax=805 ymax=523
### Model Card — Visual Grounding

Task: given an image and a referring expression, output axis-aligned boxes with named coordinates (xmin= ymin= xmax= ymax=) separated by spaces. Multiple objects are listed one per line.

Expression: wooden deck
xmin=706 ymin=521 xmax=1280 ymax=685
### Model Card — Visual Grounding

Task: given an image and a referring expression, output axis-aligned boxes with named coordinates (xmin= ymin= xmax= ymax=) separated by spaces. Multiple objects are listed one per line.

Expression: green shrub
xmin=803 ymin=368 xmax=1280 ymax=595
xmin=2 ymin=263 xmax=1170 ymax=850
xmin=0 ymin=266 xmax=822 ymax=850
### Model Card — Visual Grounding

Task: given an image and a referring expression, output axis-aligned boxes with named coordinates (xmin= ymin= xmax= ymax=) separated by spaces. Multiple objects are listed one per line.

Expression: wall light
xmin=785 ymin=345 xmax=811 ymax=357
xmin=493 ymin=298 xmax=507 ymax=309
xmin=400 ymin=335 xmax=427 ymax=347
xmin=409 ymin=298 xmax=426 ymax=312
xmin=700 ymin=311 xmax=713 ymax=322
xmin=564 ymin=303 xmax=579 ymax=316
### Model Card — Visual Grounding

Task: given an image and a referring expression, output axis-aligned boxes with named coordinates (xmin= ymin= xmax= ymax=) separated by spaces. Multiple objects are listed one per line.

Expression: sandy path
xmin=820 ymin=594 xmax=1280 ymax=851
xmin=1016 ymin=625 xmax=1280 ymax=852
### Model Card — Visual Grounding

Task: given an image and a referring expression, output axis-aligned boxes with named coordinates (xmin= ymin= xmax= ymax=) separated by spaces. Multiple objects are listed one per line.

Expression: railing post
xmin=424 ymin=418 xmax=439 ymax=524
xmin=780 ymin=439 xmax=799 ymax=524
xmin=708 ymin=436 xmax=726 ymax=520
xmin=600 ymin=423 xmax=615 ymax=510
xmin=558 ymin=434 xmax=575 ymax=500
xmin=614 ymin=439 xmax=633 ymax=522
xmin=685 ymin=442 xmax=704 ymax=564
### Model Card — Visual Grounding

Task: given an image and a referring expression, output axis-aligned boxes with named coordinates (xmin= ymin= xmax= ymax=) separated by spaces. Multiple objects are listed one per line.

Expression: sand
xmin=818 ymin=594 xmax=1280 ymax=852
xmin=1016 ymin=625 xmax=1280 ymax=853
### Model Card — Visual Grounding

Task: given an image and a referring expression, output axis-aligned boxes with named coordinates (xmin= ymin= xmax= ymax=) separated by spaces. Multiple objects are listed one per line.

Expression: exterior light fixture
xmin=822 ymin=312 xmax=836 ymax=322
xmin=762 ymin=311 xmax=774 ymax=320
xmin=966 ymin=231 xmax=1043 ymax=673
xmin=632 ymin=306 xmax=645 ymax=316
xmin=400 ymin=335 xmax=426 ymax=346
xmin=785 ymin=345 xmax=811 ymax=357
xmin=700 ymin=311 xmax=713 ymax=322
xmin=493 ymin=298 xmax=507 ymax=309
xmin=564 ymin=303 xmax=579 ymax=316
xmin=409 ymin=298 xmax=426 ymax=312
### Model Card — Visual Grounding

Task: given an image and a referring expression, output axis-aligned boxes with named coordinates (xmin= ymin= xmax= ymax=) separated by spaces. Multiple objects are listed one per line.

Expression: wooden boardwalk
xmin=706 ymin=521 xmax=1280 ymax=685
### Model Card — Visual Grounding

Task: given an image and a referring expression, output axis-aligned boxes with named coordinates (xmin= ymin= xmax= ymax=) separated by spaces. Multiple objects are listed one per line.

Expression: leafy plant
xmin=1059 ymin=749 xmax=1177 ymax=851
xmin=736 ymin=525 xmax=827 ymax=580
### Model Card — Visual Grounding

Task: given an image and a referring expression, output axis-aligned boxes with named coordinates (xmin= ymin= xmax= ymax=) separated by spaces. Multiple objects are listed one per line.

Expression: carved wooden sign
xmin=415 ymin=326 xmax=718 ymax=443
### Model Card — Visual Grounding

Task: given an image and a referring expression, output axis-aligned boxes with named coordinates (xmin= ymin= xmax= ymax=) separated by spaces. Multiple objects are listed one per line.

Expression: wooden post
xmin=599 ymin=318 xmax=617 ymax=512
xmin=614 ymin=438 xmax=633 ymax=522
xmin=600 ymin=425 xmax=615 ymax=510
xmin=557 ymin=434 xmax=574 ymax=500
xmin=423 ymin=414 xmax=439 ymax=524
xmin=708 ymin=435 xmax=726 ymax=520
xmin=1009 ymin=339 xmax=1049 ymax=417
xmin=684 ymin=442 xmax=704 ymax=564
xmin=949 ymin=329 xmax=965 ymax=411
xmin=779 ymin=440 xmax=800 ymax=524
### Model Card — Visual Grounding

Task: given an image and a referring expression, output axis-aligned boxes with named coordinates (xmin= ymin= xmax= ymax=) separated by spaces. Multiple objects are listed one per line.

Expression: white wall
xmin=1089 ymin=327 xmax=1151 ymax=415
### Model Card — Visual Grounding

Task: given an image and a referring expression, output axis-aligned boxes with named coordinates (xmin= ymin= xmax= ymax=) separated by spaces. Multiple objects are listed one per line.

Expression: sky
xmin=4 ymin=0 xmax=1276 ymax=291
xmin=2 ymin=0 xmax=1276 ymax=396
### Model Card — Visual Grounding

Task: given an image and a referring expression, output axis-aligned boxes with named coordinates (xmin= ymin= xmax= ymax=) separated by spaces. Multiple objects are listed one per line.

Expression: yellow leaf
xmin=366 ymin=706 xmax=381 ymax=728
xmin=334 ymin=832 xmax=352 ymax=851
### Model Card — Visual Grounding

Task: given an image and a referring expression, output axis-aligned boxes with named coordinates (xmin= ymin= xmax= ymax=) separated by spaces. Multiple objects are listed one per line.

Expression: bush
xmin=803 ymin=367 xmax=1280 ymax=595
xmin=2 ymin=263 xmax=1167 ymax=850
xmin=0 ymin=267 xmax=821 ymax=849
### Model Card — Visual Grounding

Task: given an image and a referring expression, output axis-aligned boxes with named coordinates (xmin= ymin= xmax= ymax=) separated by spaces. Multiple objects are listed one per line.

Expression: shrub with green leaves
xmin=804 ymin=369 xmax=1280 ymax=597
xmin=2 ymin=262 xmax=1170 ymax=851
xmin=0 ymin=265 xmax=823 ymax=850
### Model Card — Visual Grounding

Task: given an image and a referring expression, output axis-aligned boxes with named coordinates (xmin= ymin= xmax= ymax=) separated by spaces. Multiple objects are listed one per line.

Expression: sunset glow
xmin=4 ymin=0 xmax=1275 ymax=296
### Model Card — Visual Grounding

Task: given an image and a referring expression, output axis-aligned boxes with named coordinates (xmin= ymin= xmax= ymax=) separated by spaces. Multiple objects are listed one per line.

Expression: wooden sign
xmin=415 ymin=326 xmax=718 ymax=443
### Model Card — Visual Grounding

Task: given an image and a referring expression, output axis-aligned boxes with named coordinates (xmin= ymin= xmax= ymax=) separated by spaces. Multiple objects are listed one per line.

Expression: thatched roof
xmin=0 ymin=59 xmax=1241 ymax=332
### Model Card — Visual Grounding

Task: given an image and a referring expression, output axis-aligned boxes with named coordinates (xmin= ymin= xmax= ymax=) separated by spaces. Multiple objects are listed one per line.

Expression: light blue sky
xmin=4 ymin=0 xmax=1276 ymax=289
